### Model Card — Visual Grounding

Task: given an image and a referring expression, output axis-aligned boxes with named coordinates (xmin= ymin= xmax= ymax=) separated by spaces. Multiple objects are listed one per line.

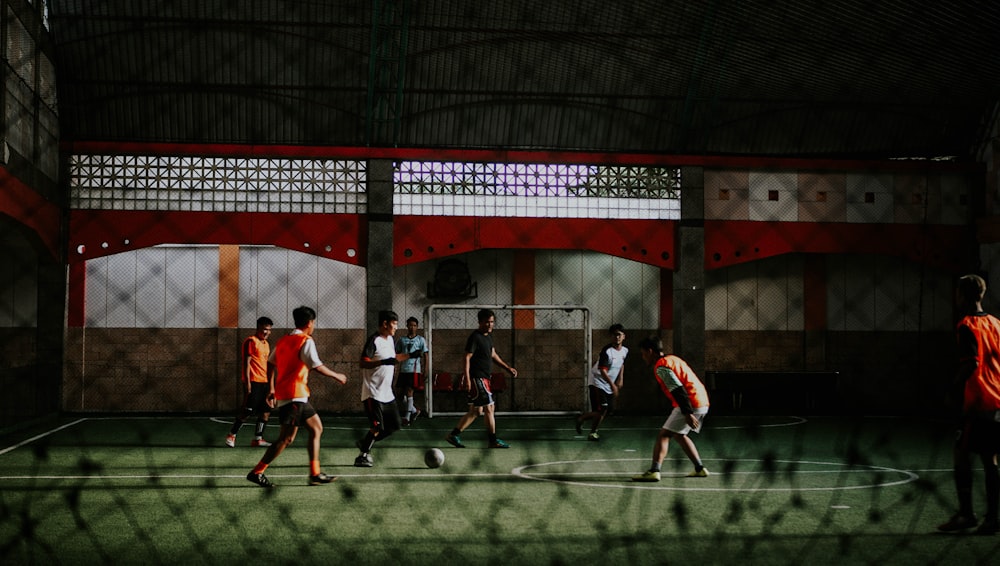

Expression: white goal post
xmin=422 ymin=304 xmax=592 ymax=417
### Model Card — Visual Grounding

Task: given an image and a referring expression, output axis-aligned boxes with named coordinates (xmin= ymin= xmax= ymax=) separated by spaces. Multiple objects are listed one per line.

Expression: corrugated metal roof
xmin=48 ymin=0 xmax=1000 ymax=158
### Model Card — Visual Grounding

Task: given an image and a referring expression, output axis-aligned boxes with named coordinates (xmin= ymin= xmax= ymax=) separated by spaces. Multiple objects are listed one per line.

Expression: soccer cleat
xmin=401 ymin=418 xmax=410 ymax=427
xmin=246 ymin=471 xmax=273 ymax=488
xmin=631 ymin=470 xmax=661 ymax=482
xmin=975 ymin=519 xmax=999 ymax=536
xmin=354 ymin=453 xmax=374 ymax=467
xmin=587 ymin=432 xmax=600 ymax=441
xmin=686 ymin=467 xmax=710 ymax=478
xmin=575 ymin=418 xmax=583 ymax=435
xmin=251 ymin=438 xmax=271 ymax=448
xmin=308 ymin=472 xmax=337 ymax=485
xmin=410 ymin=409 xmax=422 ymax=423
xmin=225 ymin=434 xmax=236 ymax=448
xmin=937 ymin=514 xmax=978 ymax=532
xmin=445 ymin=434 xmax=466 ymax=448
xmin=489 ymin=439 xmax=510 ymax=449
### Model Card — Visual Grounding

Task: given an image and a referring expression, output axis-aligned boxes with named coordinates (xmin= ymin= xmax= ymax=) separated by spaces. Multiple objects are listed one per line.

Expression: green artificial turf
xmin=1 ymin=414 xmax=997 ymax=565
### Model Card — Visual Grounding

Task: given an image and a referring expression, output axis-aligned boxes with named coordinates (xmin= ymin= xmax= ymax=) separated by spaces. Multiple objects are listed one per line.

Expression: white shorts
xmin=662 ymin=406 xmax=709 ymax=435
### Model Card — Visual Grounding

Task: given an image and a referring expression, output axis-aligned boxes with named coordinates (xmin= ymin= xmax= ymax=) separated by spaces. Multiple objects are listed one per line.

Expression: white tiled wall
xmin=86 ymin=246 xmax=219 ymax=328
xmin=393 ymin=250 xmax=658 ymax=332
xmin=704 ymin=255 xmax=805 ymax=331
xmin=83 ymin=245 xmax=366 ymax=329
xmin=826 ymin=254 xmax=951 ymax=332
xmin=846 ymin=173 xmax=894 ymax=223
xmin=239 ymin=247 xmax=366 ymax=330
xmin=749 ymin=171 xmax=798 ymax=222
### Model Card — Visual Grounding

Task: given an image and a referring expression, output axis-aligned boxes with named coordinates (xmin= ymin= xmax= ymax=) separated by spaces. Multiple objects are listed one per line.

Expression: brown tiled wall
xmin=0 ymin=328 xmax=36 ymax=368
xmin=62 ymin=326 xmax=680 ymax=414
xmin=704 ymin=329 xmax=954 ymax=414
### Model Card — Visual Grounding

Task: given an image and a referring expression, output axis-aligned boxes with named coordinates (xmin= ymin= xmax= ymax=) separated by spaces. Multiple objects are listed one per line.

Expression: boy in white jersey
xmin=576 ymin=324 xmax=627 ymax=441
xmin=355 ymin=310 xmax=417 ymax=467
xmin=395 ymin=316 xmax=428 ymax=425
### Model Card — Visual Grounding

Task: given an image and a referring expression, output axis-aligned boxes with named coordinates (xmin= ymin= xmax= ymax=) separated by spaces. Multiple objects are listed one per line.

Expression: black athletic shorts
xmin=397 ymin=372 xmax=424 ymax=391
xmin=467 ymin=376 xmax=495 ymax=408
xmin=588 ymin=385 xmax=614 ymax=414
xmin=244 ymin=381 xmax=272 ymax=414
xmin=362 ymin=397 xmax=402 ymax=436
xmin=277 ymin=401 xmax=317 ymax=427
xmin=961 ymin=413 xmax=1000 ymax=455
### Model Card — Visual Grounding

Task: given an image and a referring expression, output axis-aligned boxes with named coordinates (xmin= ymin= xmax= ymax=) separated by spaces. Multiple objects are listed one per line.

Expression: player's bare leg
xmin=263 ymin=423 xmax=298 ymax=463
xmin=652 ymin=429 xmax=672 ymax=465
xmin=446 ymin=405 xmax=481 ymax=448
xmin=456 ymin=405 xmax=479 ymax=432
xmin=483 ymin=403 xmax=496 ymax=435
xmin=633 ymin=429 xmax=671 ymax=481
xmin=247 ymin=423 xmax=297 ymax=487
xmin=304 ymin=414 xmax=324 ymax=463
xmin=676 ymin=433 xmax=709 ymax=476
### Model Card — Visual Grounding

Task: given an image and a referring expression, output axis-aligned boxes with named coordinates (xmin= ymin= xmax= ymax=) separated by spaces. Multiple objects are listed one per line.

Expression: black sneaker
xmin=938 ymin=514 xmax=978 ymax=532
xmin=354 ymin=453 xmax=374 ymax=467
xmin=975 ymin=519 xmax=999 ymax=536
xmin=575 ymin=417 xmax=583 ymax=435
xmin=246 ymin=471 xmax=273 ymax=488
xmin=411 ymin=409 xmax=422 ymax=423
xmin=309 ymin=472 xmax=336 ymax=485
xmin=445 ymin=433 xmax=466 ymax=448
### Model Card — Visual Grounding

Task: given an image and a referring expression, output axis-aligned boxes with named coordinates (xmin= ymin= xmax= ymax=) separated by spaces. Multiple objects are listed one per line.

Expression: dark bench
xmin=704 ymin=370 xmax=840 ymax=414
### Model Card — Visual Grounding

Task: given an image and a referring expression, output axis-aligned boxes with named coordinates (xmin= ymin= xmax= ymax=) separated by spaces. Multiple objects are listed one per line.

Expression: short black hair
xmin=609 ymin=323 xmax=625 ymax=334
xmin=256 ymin=316 xmax=273 ymax=327
xmin=379 ymin=310 xmax=399 ymax=325
xmin=292 ymin=306 xmax=316 ymax=328
xmin=638 ymin=335 xmax=663 ymax=352
xmin=958 ymin=274 xmax=987 ymax=304
xmin=478 ymin=308 xmax=495 ymax=323
xmin=406 ymin=316 xmax=419 ymax=325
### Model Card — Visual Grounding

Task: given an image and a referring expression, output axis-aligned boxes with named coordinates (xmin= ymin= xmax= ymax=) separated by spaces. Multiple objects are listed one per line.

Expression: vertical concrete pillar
xmin=36 ymin=258 xmax=65 ymax=414
xmin=673 ymin=166 xmax=706 ymax=374
xmin=366 ymin=159 xmax=395 ymax=331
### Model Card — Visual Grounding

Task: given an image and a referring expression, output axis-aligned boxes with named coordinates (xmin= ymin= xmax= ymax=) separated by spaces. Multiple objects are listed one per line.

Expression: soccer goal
xmin=422 ymin=304 xmax=592 ymax=417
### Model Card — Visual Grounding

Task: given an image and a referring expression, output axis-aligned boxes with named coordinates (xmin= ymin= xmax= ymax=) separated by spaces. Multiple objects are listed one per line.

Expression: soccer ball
xmin=424 ymin=448 xmax=445 ymax=469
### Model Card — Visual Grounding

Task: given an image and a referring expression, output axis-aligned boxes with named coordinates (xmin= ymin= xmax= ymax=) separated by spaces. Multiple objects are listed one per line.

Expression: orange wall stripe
xmin=218 ymin=245 xmax=240 ymax=328
xmin=512 ymin=250 xmax=535 ymax=329
xmin=803 ymin=255 xmax=827 ymax=331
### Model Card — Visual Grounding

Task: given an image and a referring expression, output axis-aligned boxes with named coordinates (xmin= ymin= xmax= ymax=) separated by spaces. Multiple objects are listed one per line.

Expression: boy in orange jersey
xmin=226 ymin=316 xmax=274 ymax=448
xmin=246 ymin=306 xmax=348 ymax=488
xmin=632 ymin=336 xmax=710 ymax=482
xmin=938 ymin=274 xmax=1000 ymax=535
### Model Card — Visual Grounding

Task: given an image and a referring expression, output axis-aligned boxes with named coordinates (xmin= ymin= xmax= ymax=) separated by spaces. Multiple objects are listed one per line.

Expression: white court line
xmin=0 ymin=417 xmax=943 ymax=493
xmin=512 ymin=458 xmax=923 ymax=492
xmin=0 ymin=471 xmax=510 ymax=481
xmin=0 ymin=418 xmax=88 ymax=457
xmin=206 ymin=415 xmax=810 ymax=432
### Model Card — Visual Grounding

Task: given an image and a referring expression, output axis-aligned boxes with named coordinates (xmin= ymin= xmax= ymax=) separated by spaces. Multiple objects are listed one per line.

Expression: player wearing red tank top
xmin=939 ymin=274 xmax=1000 ymax=535
xmin=246 ymin=306 xmax=348 ymax=488
xmin=632 ymin=336 xmax=711 ymax=482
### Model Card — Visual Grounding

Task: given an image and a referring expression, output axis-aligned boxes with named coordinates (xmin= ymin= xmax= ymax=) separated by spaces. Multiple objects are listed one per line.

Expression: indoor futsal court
xmin=0 ymin=413 xmax=997 ymax=564
xmin=4 ymin=2 xmax=1000 ymax=566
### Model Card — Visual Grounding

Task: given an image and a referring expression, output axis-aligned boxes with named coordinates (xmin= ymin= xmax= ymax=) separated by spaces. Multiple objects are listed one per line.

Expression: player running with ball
xmin=632 ymin=336 xmax=710 ymax=481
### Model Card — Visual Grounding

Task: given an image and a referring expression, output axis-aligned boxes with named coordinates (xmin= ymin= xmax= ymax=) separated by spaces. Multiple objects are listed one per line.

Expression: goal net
xmin=422 ymin=304 xmax=592 ymax=417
